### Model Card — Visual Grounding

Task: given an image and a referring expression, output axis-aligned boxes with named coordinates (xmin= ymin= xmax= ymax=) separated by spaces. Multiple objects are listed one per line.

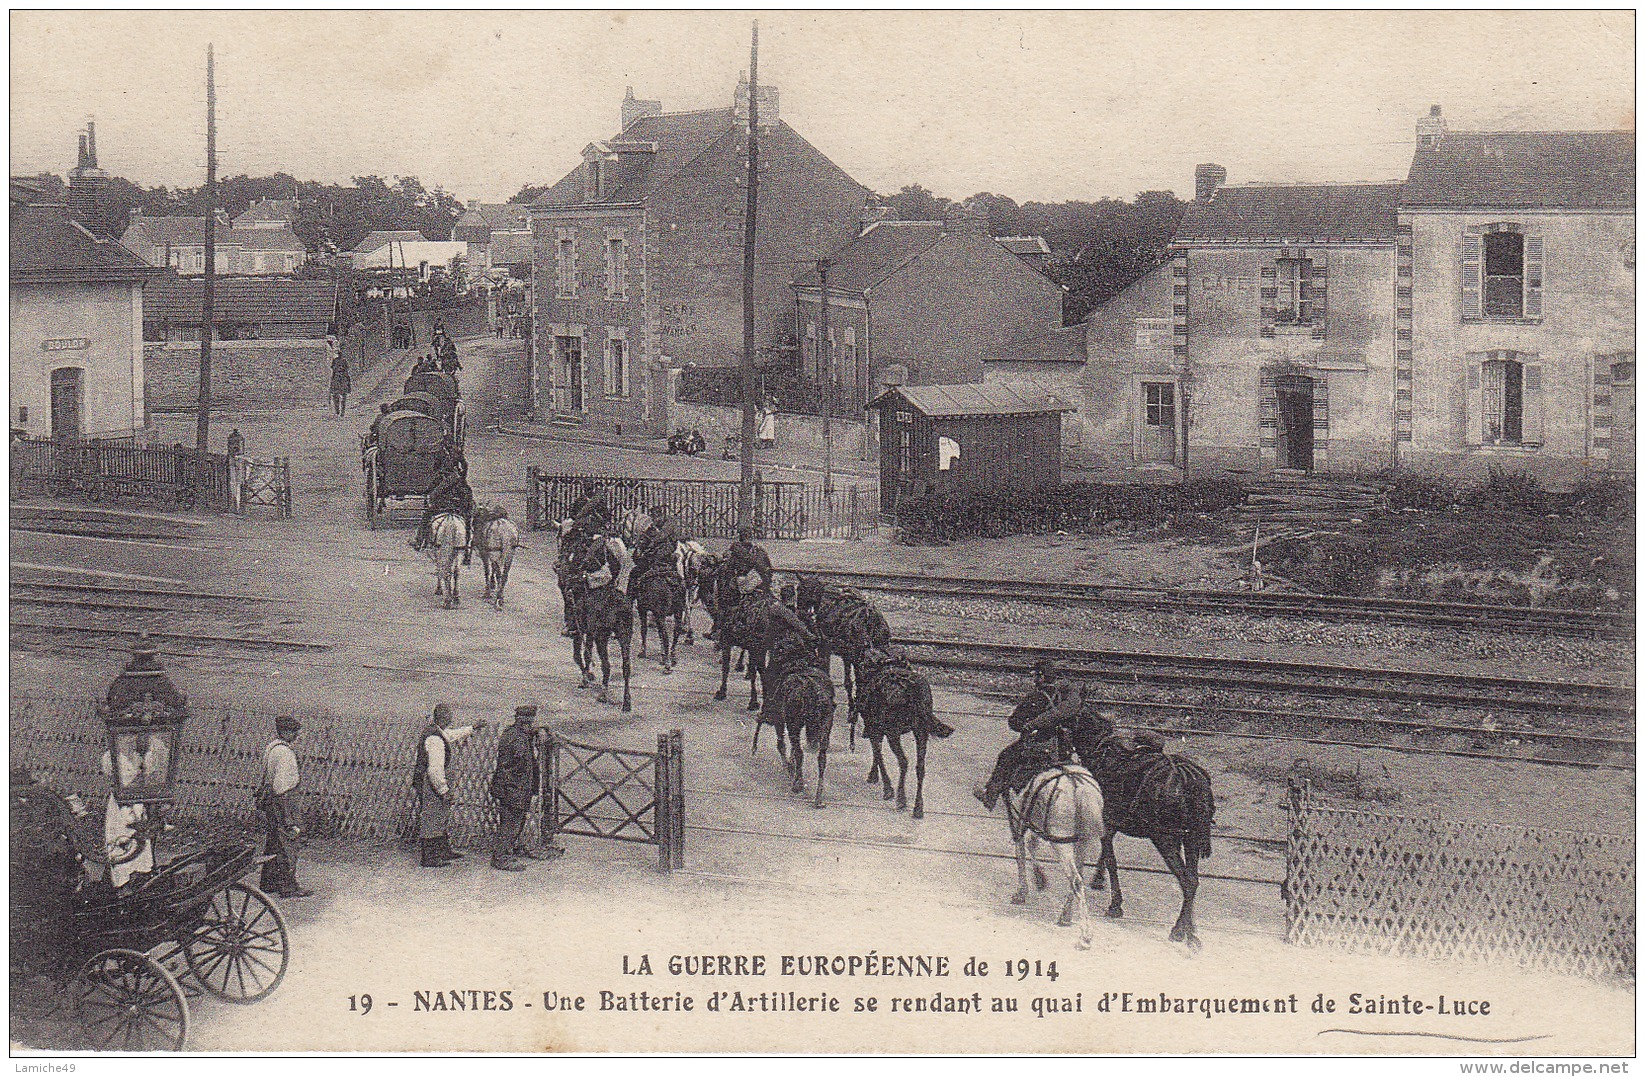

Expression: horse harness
xmin=1009 ymin=763 xmax=1102 ymax=845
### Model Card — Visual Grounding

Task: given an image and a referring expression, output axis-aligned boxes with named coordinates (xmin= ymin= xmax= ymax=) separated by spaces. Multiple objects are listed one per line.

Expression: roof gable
xmin=1404 ymin=130 xmax=1635 ymax=209
xmin=232 ymin=199 xmax=297 ymax=226
xmin=795 ymin=221 xmax=946 ymax=291
xmin=1176 ymin=183 xmax=1401 ymax=243
xmin=869 ymin=381 xmax=1073 ymax=417
xmin=353 ymin=230 xmax=428 ymax=253
xmin=535 ymin=108 xmax=736 ymax=208
xmin=13 ymin=205 xmax=159 ymax=284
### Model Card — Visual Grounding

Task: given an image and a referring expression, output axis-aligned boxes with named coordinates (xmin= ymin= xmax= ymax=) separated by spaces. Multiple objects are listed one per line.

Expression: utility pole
xmin=196 ymin=43 xmax=217 ymax=453
xmin=737 ymin=20 xmax=760 ymax=530
xmin=818 ymin=258 xmax=834 ymax=495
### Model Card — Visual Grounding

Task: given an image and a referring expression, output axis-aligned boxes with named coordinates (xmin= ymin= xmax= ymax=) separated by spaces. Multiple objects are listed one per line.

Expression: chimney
xmin=1194 ymin=163 xmax=1227 ymax=203
xmin=859 ymin=199 xmax=895 ymax=234
xmin=86 ymin=120 xmax=98 ymax=168
xmin=129 ymin=206 xmax=142 ymax=222
xmin=732 ymin=72 xmax=779 ymax=130
xmin=1417 ymin=104 xmax=1448 ymax=147
xmin=68 ymin=121 xmax=109 ymax=233
xmin=944 ymin=203 xmax=990 ymax=233
xmin=467 ymin=199 xmax=480 ymax=212
xmin=621 ymin=86 xmax=662 ymax=131
xmin=77 ymin=133 xmax=89 ymax=171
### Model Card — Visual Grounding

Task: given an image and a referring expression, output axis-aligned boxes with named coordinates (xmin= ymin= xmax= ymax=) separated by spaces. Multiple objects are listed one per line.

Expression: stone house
xmin=455 ymin=202 xmax=534 ymax=281
xmin=121 ymin=208 xmax=306 ymax=276
xmin=528 ymin=82 xmax=870 ymax=436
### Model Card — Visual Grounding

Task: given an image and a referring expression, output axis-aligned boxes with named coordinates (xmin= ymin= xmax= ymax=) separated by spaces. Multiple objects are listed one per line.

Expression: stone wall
xmin=145 ymin=339 xmax=331 ymax=411
xmin=668 ymin=398 xmax=873 ymax=473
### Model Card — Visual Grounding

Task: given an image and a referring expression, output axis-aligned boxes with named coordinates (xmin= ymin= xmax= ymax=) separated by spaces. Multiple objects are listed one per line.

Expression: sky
xmin=9 ymin=10 xmax=1636 ymax=206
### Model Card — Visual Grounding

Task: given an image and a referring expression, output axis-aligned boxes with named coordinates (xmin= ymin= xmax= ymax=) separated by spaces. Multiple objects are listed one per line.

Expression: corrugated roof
xmin=794 ymin=221 xmax=947 ymax=291
xmin=1404 ymin=130 xmax=1635 ymax=209
xmin=535 ymin=108 xmax=737 ymax=208
xmin=12 ymin=204 xmax=160 ymax=284
xmin=870 ymin=381 xmax=1073 ymax=417
xmin=1176 ymin=183 xmax=1401 ymax=243
xmin=142 ymin=273 xmax=338 ymax=325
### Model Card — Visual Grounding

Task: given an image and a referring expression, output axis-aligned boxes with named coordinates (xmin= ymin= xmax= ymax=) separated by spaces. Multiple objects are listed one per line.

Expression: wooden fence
xmin=13 ymin=437 xmax=289 ymax=517
xmin=9 ymin=693 xmax=684 ymax=870
xmin=1285 ymin=782 xmax=1635 ymax=980
xmin=526 ymin=469 xmax=875 ymax=540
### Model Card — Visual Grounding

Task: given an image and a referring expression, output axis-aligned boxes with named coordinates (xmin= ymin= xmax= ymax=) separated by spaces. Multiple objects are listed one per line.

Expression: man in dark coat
xmin=975 ymin=659 xmax=1083 ymax=811
xmin=723 ymin=527 xmax=772 ymax=593
xmin=488 ymin=705 xmax=556 ymax=871
xmin=629 ymin=503 xmax=681 ymax=598
xmin=566 ymin=482 xmax=609 ymax=540
xmin=411 ymin=464 xmax=475 ymax=563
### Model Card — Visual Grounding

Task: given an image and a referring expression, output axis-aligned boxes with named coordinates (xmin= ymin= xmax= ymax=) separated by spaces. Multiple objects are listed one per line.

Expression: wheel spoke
xmin=233 ymin=956 xmax=248 ymax=997
xmin=241 ymin=950 xmax=280 ymax=980
xmin=194 ymin=948 xmax=233 ymax=989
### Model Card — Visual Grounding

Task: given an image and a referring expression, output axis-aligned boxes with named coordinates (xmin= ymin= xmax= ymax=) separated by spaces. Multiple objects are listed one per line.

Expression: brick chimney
xmin=621 ymin=86 xmax=662 ymax=131
xmin=1194 ymin=163 xmax=1226 ymax=203
xmin=732 ymin=72 xmax=779 ymax=130
xmin=67 ymin=120 xmax=109 ymax=233
xmin=1417 ymin=104 xmax=1448 ymax=147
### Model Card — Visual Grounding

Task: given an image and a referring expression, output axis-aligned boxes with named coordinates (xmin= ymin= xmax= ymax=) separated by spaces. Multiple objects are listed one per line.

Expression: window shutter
xmin=1521 ymin=362 xmax=1544 ymax=444
xmin=571 ymin=236 xmax=580 ymax=297
xmin=603 ymin=337 xmax=614 ymax=396
xmin=1259 ymin=265 xmax=1278 ymax=338
xmin=1465 ymin=359 xmax=1484 ymax=445
xmin=1460 ymin=236 xmax=1483 ymax=319
xmin=1311 ymin=262 xmax=1328 ymax=339
xmin=1523 ymin=235 xmax=1544 ymax=318
xmin=605 ymin=242 xmax=616 ymax=296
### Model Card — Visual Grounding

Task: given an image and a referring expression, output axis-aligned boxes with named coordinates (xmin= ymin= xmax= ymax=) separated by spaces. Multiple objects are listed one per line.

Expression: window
xmin=1463 ymin=227 xmax=1543 ymax=320
xmin=804 ymin=322 xmax=817 ymax=374
xmin=17 ymin=406 xmax=28 ymax=424
xmin=937 ymin=435 xmax=961 ymax=471
xmin=143 ymin=321 xmax=164 ymax=343
xmin=1484 ymin=233 xmax=1524 ymax=317
xmin=1482 ymin=358 xmax=1524 ymax=444
xmin=1274 ymin=258 xmax=1315 ymax=325
xmin=605 ymin=232 xmax=628 ymax=299
xmin=555 ymin=230 xmax=578 ymax=298
xmin=604 ymin=333 xmax=629 ymax=398
xmin=898 ymin=429 xmax=911 ymax=473
xmin=1144 ymin=382 xmax=1176 ymax=427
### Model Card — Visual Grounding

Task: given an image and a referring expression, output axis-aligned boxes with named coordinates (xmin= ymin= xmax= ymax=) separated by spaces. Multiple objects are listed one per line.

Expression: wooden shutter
xmin=571 ymin=234 xmax=580 ymax=297
xmin=1521 ymin=361 xmax=1544 ymax=444
xmin=1259 ymin=265 xmax=1278 ymax=337
xmin=1310 ymin=262 xmax=1328 ymax=339
xmin=1312 ymin=376 xmax=1329 ymax=453
xmin=1465 ymin=358 xmax=1484 ymax=445
xmin=1460 ymin=235 xmax=1483 ymax=319
xmin=603 ymin=336 xmax=614 ymax=397
xmin=1523 ymin=235 xmax=1544 ymax=318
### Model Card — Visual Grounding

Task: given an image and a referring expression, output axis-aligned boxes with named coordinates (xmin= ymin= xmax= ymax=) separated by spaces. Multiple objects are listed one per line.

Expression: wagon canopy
xmin=390 ymin=392 xmax=444 ymax=421
xmin=378 ymin=410 xmax=447 ymax=454
xmin=403 ymin=371 xmax=458 ymax=408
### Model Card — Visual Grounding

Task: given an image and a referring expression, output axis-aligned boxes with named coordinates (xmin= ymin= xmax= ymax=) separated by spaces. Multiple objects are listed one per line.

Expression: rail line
xmin=803 ymin=567 xmax=1634 ymax=639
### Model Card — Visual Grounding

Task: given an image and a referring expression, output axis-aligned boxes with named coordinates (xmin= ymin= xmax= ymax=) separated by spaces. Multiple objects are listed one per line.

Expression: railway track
xmin=804 ymin=567 xmax=1634 ymax=639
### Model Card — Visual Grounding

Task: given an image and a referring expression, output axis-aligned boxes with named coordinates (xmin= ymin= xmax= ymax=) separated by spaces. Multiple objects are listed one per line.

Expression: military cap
xmin=514 ymin=704 xmax=538 ymax=718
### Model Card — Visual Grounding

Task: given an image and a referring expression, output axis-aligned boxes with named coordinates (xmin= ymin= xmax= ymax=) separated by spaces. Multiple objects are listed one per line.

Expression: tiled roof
xmin=489 ymin=232 xmax=534 ymax=266
xmin=869 ymin=381 xmax=1073 ymax=417
xmin=794 ymin=221 xmax=947 ymax=291
xmin=1175 ymin=183 xmax=1401 ymax=243
xmin=12 ymin=204 xmax=160 ymax=284
xmin=535 ymin=109 xmax=737 ymax=208
xmin=126 ymin=216 xmax=230 ymax=247
xmin=454 ymin=203 xmax=533 ymax=243
xmin=1404 ymin=130 xmax=1635 ymax=209
xmin=233 ymin=199 xmax=297 ymax=225
xmin=353 ymin=230 xmax=428 ymax=254
xmin=237 ymin=227 xmax=306 ymax=253
xmin=995 ymin=236 xmax=1051 ymax=256
xmin=142 ymin=272 xmax=338 ymax=326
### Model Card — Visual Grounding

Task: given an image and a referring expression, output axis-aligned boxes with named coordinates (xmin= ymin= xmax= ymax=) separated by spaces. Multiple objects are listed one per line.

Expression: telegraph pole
xmin=196 ymin=43 xmax=217 ymax=452
xmin=736 ymin=20 xmax=760 ymax=530
xmin=818 ymin=258 xmax=834 ymax=495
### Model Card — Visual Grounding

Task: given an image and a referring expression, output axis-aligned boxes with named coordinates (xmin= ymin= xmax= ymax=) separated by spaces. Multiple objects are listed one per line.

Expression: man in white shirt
xmin=258 ymin=715 xmax=310 ymax=898
xmin=414 ymin=703 xmax=487 ymax=867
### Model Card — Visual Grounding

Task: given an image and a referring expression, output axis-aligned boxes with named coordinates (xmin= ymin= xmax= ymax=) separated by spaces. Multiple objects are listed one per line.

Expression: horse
xmin=758 ymin=662 xmax=835 ymax=809
xmin=852 ymin=649 xmax=954 ymax=819
xmin=716 ymin=588 xmax=783 ymax=709
xmin=677 ymin=539 xmax=709 ymax=645
xmin=633 ymin=565 xmax=683 ymax=673
xmin=1000 ymin=763 xmax=1105 ymax=950
xmin=427 ymin=512 xmax=468 ymax=609
xmin=474 ymin=509 xmax=521 ymax=610
xmin=796 ymin=577 xmax=894 ymax=741
xmin=576 ymin=580 xmax=634 ymax=711
xmin=1073 ymin=724 xmax=1215 ymax=950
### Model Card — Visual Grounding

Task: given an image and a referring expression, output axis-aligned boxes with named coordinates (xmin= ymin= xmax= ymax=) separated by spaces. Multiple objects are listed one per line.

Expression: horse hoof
xmin=714 ymin=690 xmax=727 ymax=701
xmin=1185 ymin=935 xmax=1202 ymax=953
xmin=746 ymin=700 xmax=760 ymax=712
xmin=662 ymin=666 xmax=672 ymax=676
xmin=812 ymin=799 xmax=825 ymax=810
xmin=912 ymin=807 xmax=924 ymax=820
xmin=1075 ymin=938 xmax=1092 ymax=952
xmin=1010 ymin=890 xmax=1028 ymax=906
xmin=622 ymin=703 xmax=632 ymax=713
xmin=1105 ymin=906 xmax=1124 ymax=919
xmin=1033 ymin=867 xmax=1048 ymax=891
xmin=1057 ymin=913 xmax=1073 ymax=928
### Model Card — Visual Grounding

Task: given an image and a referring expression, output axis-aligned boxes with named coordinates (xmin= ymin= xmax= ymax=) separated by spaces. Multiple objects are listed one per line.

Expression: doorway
xmin=1274 ymin=375 xmax=1314 ymax=471
xmin=50 ymin=367 xmax=83 ymax=442
xmin=1142 ymin=381 xmax=1178 ymax=464
xmin=557 ymin=335 xmax=584 ymax=412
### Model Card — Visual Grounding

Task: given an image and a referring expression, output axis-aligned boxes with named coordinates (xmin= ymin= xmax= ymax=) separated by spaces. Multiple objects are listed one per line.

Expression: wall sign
xmin=42 ymin=337 xmax=90 ymax=351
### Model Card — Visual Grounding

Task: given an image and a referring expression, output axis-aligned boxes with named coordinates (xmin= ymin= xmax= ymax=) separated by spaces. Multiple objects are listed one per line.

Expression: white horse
xmin=428 ymin=512 xmax=468 ymax=609
xmin=677 ymin=539 xmax=708 ymax=645
xmin=1001 ymin=763 xmax=1105 ymax=950
xmin=476 ymin=511 xmax=521 ymax=610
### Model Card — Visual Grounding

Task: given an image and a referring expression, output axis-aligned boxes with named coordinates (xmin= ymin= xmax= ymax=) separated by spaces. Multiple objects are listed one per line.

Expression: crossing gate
xmin=1285 ymin=782 xmax=1635 ymax=980
xmin=542 ymin=730 xmax=685 ymax=873
xmin=526 ymin=469 xmax=874 ymax=540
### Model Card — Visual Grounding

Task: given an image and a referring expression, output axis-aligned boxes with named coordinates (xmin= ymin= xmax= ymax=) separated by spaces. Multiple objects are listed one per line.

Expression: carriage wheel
xmin=182 ymin=882 xmax=290 ymax=1003
xmin=73 ymin=948 xmax=190 ymax=1051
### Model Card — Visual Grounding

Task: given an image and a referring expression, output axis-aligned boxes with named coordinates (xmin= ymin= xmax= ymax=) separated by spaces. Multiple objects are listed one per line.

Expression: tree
xmin=510 ymin=183 xmax=553 ymax=204
xmin=883 ymin=183 xmax=953 ymax=222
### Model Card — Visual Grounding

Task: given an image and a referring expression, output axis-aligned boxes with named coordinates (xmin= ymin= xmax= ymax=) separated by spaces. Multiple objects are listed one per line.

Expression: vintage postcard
xmin=7 ymin=9 xmax=1635 ymax=1062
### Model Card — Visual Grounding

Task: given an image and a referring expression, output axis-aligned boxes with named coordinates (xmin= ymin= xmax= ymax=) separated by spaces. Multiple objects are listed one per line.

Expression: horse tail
xmin=916 ymin=678 xmax=954 ymax=738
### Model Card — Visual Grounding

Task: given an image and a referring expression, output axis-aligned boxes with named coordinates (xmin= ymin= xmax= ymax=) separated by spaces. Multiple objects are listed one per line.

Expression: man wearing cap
xmin=413 ymin=703 xmax=487 ymax=867
xmin=724 ymin=527 xmax=772 ymax=595
xmin=974 ymin=659 xmax=1084 ymax=812
xmin=488 ymin=706 xmax=561 ymax=871
xmin=258 ymin=716 xmax=310 ymax=898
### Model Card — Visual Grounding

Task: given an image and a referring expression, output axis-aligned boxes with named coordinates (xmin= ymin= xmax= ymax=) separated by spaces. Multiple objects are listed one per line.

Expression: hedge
xmin=894 ymin=479 xmax=1246 ymax=544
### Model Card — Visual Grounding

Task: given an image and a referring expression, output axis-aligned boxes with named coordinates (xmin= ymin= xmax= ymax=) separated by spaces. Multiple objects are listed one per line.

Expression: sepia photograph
xmin=6 ymin=8 xmax=1636 ymax=1061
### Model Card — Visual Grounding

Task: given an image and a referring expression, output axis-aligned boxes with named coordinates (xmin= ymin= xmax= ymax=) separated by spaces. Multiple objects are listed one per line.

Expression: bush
xmin=1457 ymin=466 xmax=1548 ymax=516
xmin=894 ymin=481 xmax=1245 ymax=545
xmin=1262 ymin=534 xmax=1380 ymax=595
xmin=1565 ymin=475 xmax=1635 ymax=521
xmin=1386 ymin=472 xmax=1455 ymax=512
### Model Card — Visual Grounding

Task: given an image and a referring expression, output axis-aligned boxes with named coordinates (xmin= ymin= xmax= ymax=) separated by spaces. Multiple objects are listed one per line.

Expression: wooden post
xmin=736 ymin=21 xmax=761 ymax=529
xmin=196 ymin=44 xmax=217 ymax=453
xmin=539 ymin=733 xmax=561 ymax=845
xmin=526 ymin=466 xmax=541 ymax=531
xmin=670 ymin=729 xmax=685 ymax=869
xmin=654 ymin=732 xmax=672 ymax=873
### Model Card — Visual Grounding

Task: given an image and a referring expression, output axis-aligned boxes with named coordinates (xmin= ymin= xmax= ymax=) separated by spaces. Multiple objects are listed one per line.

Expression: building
xmin=994 ymin=235 xmax=1054 ymax=276
xmin=347 ymin=233 xmax=467 ymax=287
xmin=454 ymin=202 xmax=534 ymax=281
xmin=11 ymin=203 xmax=161 ymax=440
xmin=529 ymin=81 xmax=870 ymax=435
xmin=791 ymin=211 xmax=1068 ymax=408
xmin=869 ymin=382 xmax=1072 ymax=514
xmin=140 ymin=274 xmax=338 ymax=410
xmin=1398 ymin=109 xmax=1635 ymax=481
xmin=121 ymin=208 xmax=307 ymax=276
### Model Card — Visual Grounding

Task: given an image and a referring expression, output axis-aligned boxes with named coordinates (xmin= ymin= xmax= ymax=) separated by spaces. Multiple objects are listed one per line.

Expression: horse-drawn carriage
xmin=403 ymin=370 xmax=464 ymax=449
xmin=361 ymin=409 xmax=451 ymax=529
xmin=11 ymin=774 xmax=290 ymax=1050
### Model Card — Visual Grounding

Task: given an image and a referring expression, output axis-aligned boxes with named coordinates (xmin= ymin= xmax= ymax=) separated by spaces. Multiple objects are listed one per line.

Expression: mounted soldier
xmin=723 ymin=526 xmax=773 ymax=595
xmin=411 ymin=461 xmax=474 ymax=565
xmin=974 ymin=658 xmax=1084 ymax=812
xmin=629 ymin=503 xmax=681 ymax=598
xmin=564 ymin=482 xmax=610 ymax=544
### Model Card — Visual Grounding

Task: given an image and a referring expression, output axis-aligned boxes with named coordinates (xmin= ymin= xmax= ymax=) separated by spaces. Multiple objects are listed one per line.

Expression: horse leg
xmin=912 ymin=731 xmax=930 ymax=821
xmin=869 ymin=734 xmax=894 ymax=801
xmin=735 ymin=647 xmax=745 ymax=673
xmin=715 ymin=640 xmax=731 ymax=701
xmin=885 ymin=735 xmax=911 ymax=812
xmin=619 ymin=630 xmax=632 ymax=713
xmin=596 ymin=635 xmax=612 ymax=704
xmin=451 ymin=559 xmax=460 ymax=606
xmin=841 ymin=658 xmax=855 ymax=750
xmin=663 ymin=613 xmax=676 ymax=673
xmin=1100 ymin=828 xmax=1124 ymax=918
xmin=865 ymin=732 xmax=884 ymax=787
xmin=636 ymin=604 xmax=649 ymax=659
xmin=746 ymin=650 xmax=762 ymax=711
xmin=1063 ymin=839 xmax=1095 ymax=949
xmin=788 ymin=725 xmax=806 ymax=795
xmin=1011 ymin=812 xmax=1032 ymax=906
xmin=812 ymin=733 xmax=827 ymax=810
xmin=1156 ymin=839 xmax=1201 ymax=950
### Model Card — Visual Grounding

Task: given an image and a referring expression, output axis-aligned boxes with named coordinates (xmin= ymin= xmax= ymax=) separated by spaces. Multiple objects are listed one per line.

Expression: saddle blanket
xmin=1014 ymin=764 xmax=1102 ymax=844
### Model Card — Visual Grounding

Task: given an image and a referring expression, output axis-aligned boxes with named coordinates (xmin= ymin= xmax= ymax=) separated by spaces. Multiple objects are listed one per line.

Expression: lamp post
xmin=98 ymin=634 xmax=190 ymax=873
xmin=818 ymin=257 xmax=834 ymax=496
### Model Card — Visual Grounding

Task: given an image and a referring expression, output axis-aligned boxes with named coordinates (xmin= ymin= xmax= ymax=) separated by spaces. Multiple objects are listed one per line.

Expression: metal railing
xmin=526 ymin=469 xmax=875 ymax=540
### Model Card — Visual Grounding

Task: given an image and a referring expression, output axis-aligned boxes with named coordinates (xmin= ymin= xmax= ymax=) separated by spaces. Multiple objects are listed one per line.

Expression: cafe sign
xmin=43 ymin=337 xmax=90 ymax=352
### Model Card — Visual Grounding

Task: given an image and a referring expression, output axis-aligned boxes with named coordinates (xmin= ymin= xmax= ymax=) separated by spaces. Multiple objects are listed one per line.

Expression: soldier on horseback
xmin=974 ymin=658 xmax=1084 ymax=812
xmin=565 ymin=482 xmax=610 ymax=543
xmin=724 ymin=526 xmax=773 ymax=593
xmin=757 ymin=580 xmax=822 ymax=725
xmin=629 ymin=503 xmax=681 ymax=599
xmin=411 ymin=460 xmax=474 ymax=565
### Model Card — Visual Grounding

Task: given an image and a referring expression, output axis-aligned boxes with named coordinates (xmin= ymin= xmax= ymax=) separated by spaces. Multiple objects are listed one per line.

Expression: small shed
xmin=869 ymin=382 xmax=1073 ymax=512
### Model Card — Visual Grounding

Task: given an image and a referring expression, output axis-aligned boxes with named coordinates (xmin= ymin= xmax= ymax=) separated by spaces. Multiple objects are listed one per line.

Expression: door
xmin=1142 ymin=382 xmax=1177 ymax=464
xmin=557 ymin=335 xmax=584 ymax=412
xmin=1612 ymin=360 xmax=1635 ymax=472
xmin=1275 ymin=375 xmax=1314 ymax=471
xmin=50 ymin=367 xmax=82 ymax=442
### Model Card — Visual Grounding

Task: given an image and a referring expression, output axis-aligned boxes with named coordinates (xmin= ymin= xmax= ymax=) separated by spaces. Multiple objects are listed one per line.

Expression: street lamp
xmin=101 ymin=633 xmax=189 ymax=806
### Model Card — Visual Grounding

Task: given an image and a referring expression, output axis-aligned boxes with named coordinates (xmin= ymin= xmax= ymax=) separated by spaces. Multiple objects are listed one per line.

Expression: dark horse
xmin=796 ymin=576 xmax=893 ymax=744
xmin=754 ymin=636 xmax=836 ymax=809
xmin=555 ymin=533 xmax=634 ymax=711
xmin=853 ymin=647 xmax=954 ymax=819
xmin=633 ymin=565 xmax=684 ymax=674
xmin=1067 ymin=711 xmax=1215 ymax=949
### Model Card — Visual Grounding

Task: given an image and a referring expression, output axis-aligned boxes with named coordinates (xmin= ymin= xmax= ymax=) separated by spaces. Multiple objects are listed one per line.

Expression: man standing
xmin=488 ymin=705 xmax=560 ymax=871
xmin=258 ymin=716 xmax=311 ymax=898
xmin=413 ymin=703 xmax=486 ymax=867
xmin=330 ymin=351 xmax=351 ymax=417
